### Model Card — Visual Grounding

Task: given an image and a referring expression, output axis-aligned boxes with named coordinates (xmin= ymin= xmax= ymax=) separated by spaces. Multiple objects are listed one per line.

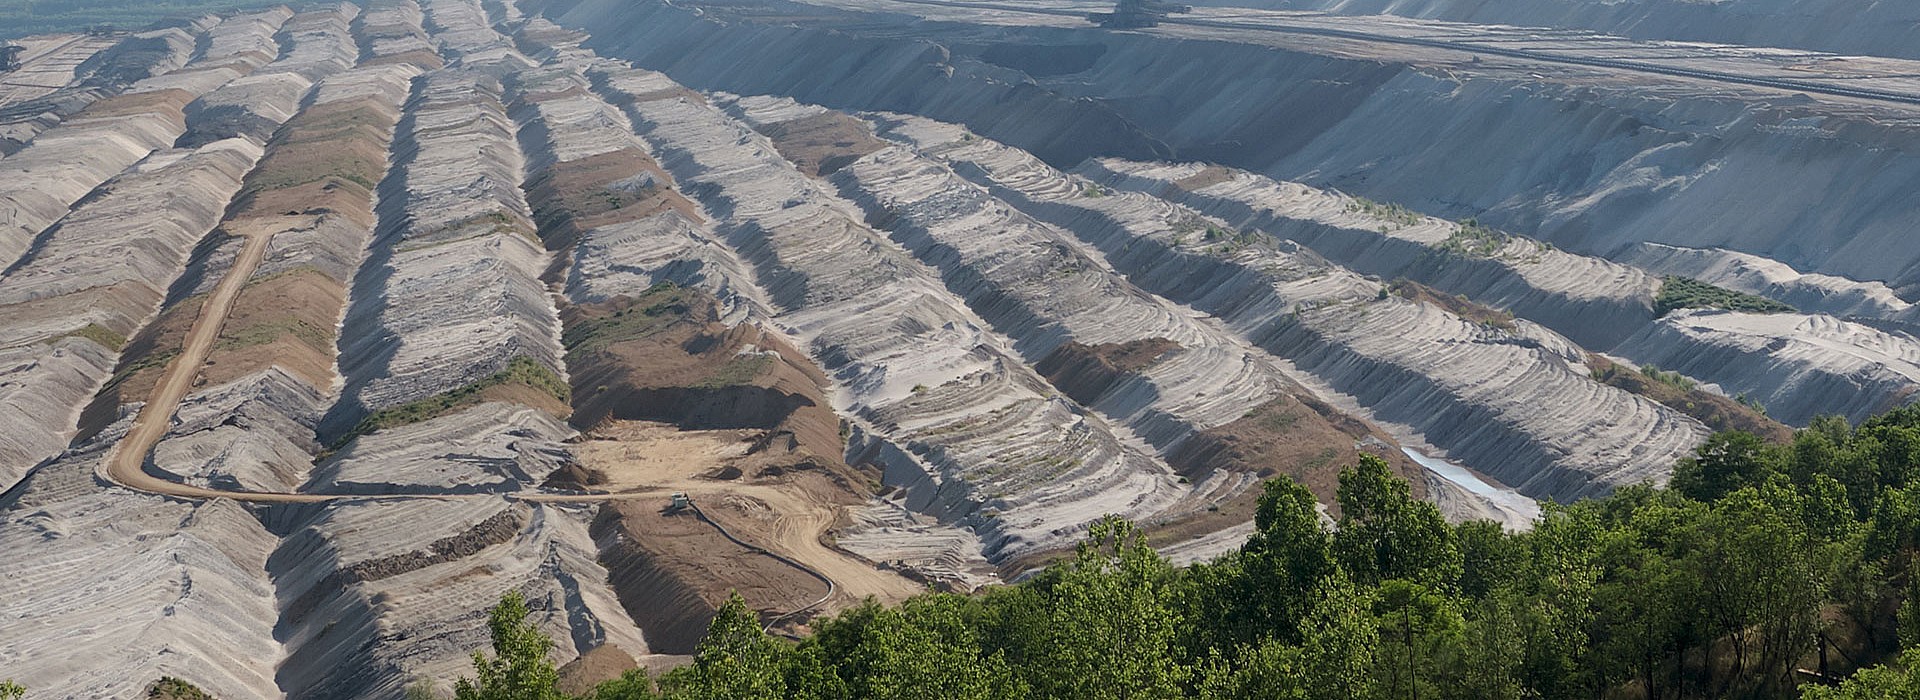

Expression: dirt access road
xmin=575 ymin=423 xmax=924 ymax=607
xmin=95 ymin=224 xmax=916 ymax=615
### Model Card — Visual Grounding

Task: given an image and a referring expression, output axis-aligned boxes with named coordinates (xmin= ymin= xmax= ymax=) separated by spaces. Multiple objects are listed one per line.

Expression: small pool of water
xmin=1400 ymin=446 xmax=1541 ymax=525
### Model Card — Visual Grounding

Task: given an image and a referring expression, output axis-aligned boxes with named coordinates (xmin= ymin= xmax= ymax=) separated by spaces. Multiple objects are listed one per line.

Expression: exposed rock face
xmin=592 ymin=65 xmax=1195 ymax=562
xmin=0 ymin=29 xmax=192 ymax=153
xmin=545 ymin=0 xmax=1920 ymax=304
xmin=328 ymin=65 xmax=560 ymax=430
xmin=1615 ymin=312 xmax=1920 ymax=426
xmin=0 ymin=138 xmax=264 ymax=487
xmin=0 ymin=422 xmax=286 ymax=700
xmin=1235 ymin=0 xmax=1920 ymax=61
xmin=0 ymin=11 xmax=291 ymax=272
xmin=1081 ymin=159 xmax=1659 ymax=351
xmin=871 ymin=114 xmax=1706 ymax=501
xmin=270 ymin=496 xmax=643 ymax=700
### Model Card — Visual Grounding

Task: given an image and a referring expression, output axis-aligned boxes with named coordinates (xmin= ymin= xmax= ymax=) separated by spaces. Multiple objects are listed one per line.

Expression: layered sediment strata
xmin=877 ymin=115 xmax=1705 ymax=500
xmin=765 ymin=97 xmax=1411 ymax=520
xmin=328 ymin=66 xmax=560 ymax=431
xmin=543 ymin=0 xmax=1920 ymax=303
xmin=0 ymin=422 xmax=285 ymax=700
xmin=179 ymin=5 xmax=361 ymax=147
xmin=592 ymin=64 xmax=1189 ymax=562
xmin=0 ymin=29 xmax=190 ymax=152
xmin=0 ymin=11 xmax=291 ymax=271
xmin=270 ymin=496 xmax=643 ymax=699
xmin=1614 ymin=312 xmax=1920 ymax=426
xmin=152 ymin=62 xmax=422 ymax=493
xmin=1082 ymin=159 xmax=1660 ymax=351
xmin=0 ymin=138 xmax=263 ymax=487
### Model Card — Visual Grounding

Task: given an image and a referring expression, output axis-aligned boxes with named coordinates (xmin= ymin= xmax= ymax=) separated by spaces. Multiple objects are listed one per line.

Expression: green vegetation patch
xmin=693 ymin=354 xmax=773 ymax=389
xmin=562 ymin=282 xmax=698 ymax=356
xmin=218 ymin=316 xmax=331 ymax=352
xmin=336 ymin=356 xmax=568 ymax=448
xmin=1345 ymin=195 xmax=1423 ymax=228
xmin=45 ymin=323 xmax=127 ymax=351
xmin=1655 ymin=275 xmax=1796 ymax=317
xmin=1436 ymin=217 xmax=1510 ymax=257
xmin=147 ymin=676 xmax=215 ymax=700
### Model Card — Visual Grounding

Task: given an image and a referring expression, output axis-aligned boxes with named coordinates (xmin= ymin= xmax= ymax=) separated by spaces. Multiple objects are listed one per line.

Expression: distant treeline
xmin=0 ymin=0 xmax=290 ymax=39
xmin=440 ymin=403 xmax=1920 ymax=700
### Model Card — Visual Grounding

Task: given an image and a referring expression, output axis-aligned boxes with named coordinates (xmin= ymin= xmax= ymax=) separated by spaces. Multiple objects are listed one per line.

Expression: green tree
xmin=454 ymin=590 xmax=566 ymax=700
xmin=1333 ymin=454 xmax=1462 ymax=589
xmin=1800 ymin=648 xmax=1920 ymax=700
xmin=0 ymin=680 xmax=22 ymax=700
xmin=1007 ymin=515 xmax=1188 ymax=699
xmin=1196 ymin=639 xmax=1305 ymax=700
xmin=663 ymin=592 xmax=789 ymax=700
xmin=588 ymin=669 xmax=660 ymax=700
xmin=1298 ymin=573 xmax=1380 ymax=700
xmin=1184 ymin=477 xmax=1336 ymax=650
xmin=1671 ymin=431 xmax=1779 ymax=502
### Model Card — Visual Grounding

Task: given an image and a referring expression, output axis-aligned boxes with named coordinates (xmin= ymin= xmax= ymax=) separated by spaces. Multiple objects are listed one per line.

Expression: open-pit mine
xmin=1 ymin=0 xmax=1917 ymax=696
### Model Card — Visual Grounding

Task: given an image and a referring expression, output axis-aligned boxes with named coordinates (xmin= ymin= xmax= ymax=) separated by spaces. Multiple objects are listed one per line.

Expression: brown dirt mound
xmin=202 ymin=264 xmax=342 ymax=388
xmin=558 ymin=645 xmax=639 ymax=696
xmin=77 ymin=87 xmax=193 ymax=122
xmin=1587 ymin=354 xmax=1793 ymax=443
xmin=591 ymin=501 xmax=828 ymax=654
xmin=522 ymin=147 xmax=701 ymax=250
xmin=1172 ymin=165 xmax=1235 ymax=192
xmin=1034 ymin=338 xmax=1181 ymax=406
xmin=565 ymin=286 xmax=843 ymax=467
xmin=752 ymin=111 xmax=889 ymax=176
xmin=1170 ymin=394 xmax=1423 ymax=503
xmin=1389 ymin=279 xmax=1517 ymax=332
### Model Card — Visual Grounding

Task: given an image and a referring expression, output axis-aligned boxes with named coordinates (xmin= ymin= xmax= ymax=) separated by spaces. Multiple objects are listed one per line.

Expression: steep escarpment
xmin=1614 ymin=312 xmax=1920 ymax=426
xmin=0 ymin=11 xmax=285 ymax=272
xmin=0 ymin=420 xmax=285 ymax=700
xmin=1237 ymin=0 xmax=1920 ymax=61
xmin=1082 ymin=158 xmax=1659 ymax=350
xmin=545 ymin=0 xmax=1920 ymax=306
xmin=326 ymin=66 xmax=561 ymax=436
xmin=0 ymin=28 xmax=195 ymax=153
xmin=591 ymin=64 xmax=1196 ymax=564
xmin=777 ymin=102 xmax=1418 ymax=517
xmin=876 ymin=115 xmax=1706 ymax=501
xmin=0 ymin=138 xmax=263 ymax=486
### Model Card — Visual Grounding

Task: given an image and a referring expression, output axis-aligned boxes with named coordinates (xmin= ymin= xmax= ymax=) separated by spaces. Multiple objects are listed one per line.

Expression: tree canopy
xmin=451 ymin=407 xmax=1920 ymax=700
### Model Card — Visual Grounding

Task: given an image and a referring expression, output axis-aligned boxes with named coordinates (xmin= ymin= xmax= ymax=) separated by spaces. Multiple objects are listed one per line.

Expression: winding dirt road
xmin=94 ymin=225 xmax=914 ymax=616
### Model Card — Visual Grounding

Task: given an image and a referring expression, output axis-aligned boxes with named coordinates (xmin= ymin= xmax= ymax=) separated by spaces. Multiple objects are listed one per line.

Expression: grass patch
xmin=1437 ymin=218 xmax=1510 ymax=257
xmin=46 ymin=323 xmax=126 ymax=351
xmin=693 ymin=354 xmax=773 ymax=389
xmin=1587 ymin=355 xmax=1790 ymax=442
xmin=216 ymin=316 xmax=331 ymax=351
xmin=1654 ymin=276 xmax=1796 ymax=317
xmin=334 ymin=356 xmax=568 ymax=448
xmin=1345 ymin=196 xmax=1422 ymax=229
xmin=562 ymin=282 xmax=698 ymax=356
xmin=147 ymin=676 xmax=215 ymax=700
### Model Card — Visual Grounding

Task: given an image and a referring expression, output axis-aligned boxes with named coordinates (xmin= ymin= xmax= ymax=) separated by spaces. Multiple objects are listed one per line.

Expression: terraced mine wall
xmin=539 ymin=0 xmax=1920 ymax=305
xmin=861 ymin=114 xmax=1705 ymax=502
xmin=1082 ymin=159 xmax=1920 ymax=428
xmin=3 ymin=4 xmax=650 ymax=697
xmin=1236 ymin=0 xmax=1920 ymax=61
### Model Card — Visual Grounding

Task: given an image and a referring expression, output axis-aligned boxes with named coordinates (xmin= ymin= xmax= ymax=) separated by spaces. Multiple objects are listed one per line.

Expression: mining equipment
xmin=1088 ymin=0 xmax=1192 ymax=28
xmin=666 ymin=492 xmax=693 ymax=513
xmin=0 ymin=44 xmax=24 ymax=74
